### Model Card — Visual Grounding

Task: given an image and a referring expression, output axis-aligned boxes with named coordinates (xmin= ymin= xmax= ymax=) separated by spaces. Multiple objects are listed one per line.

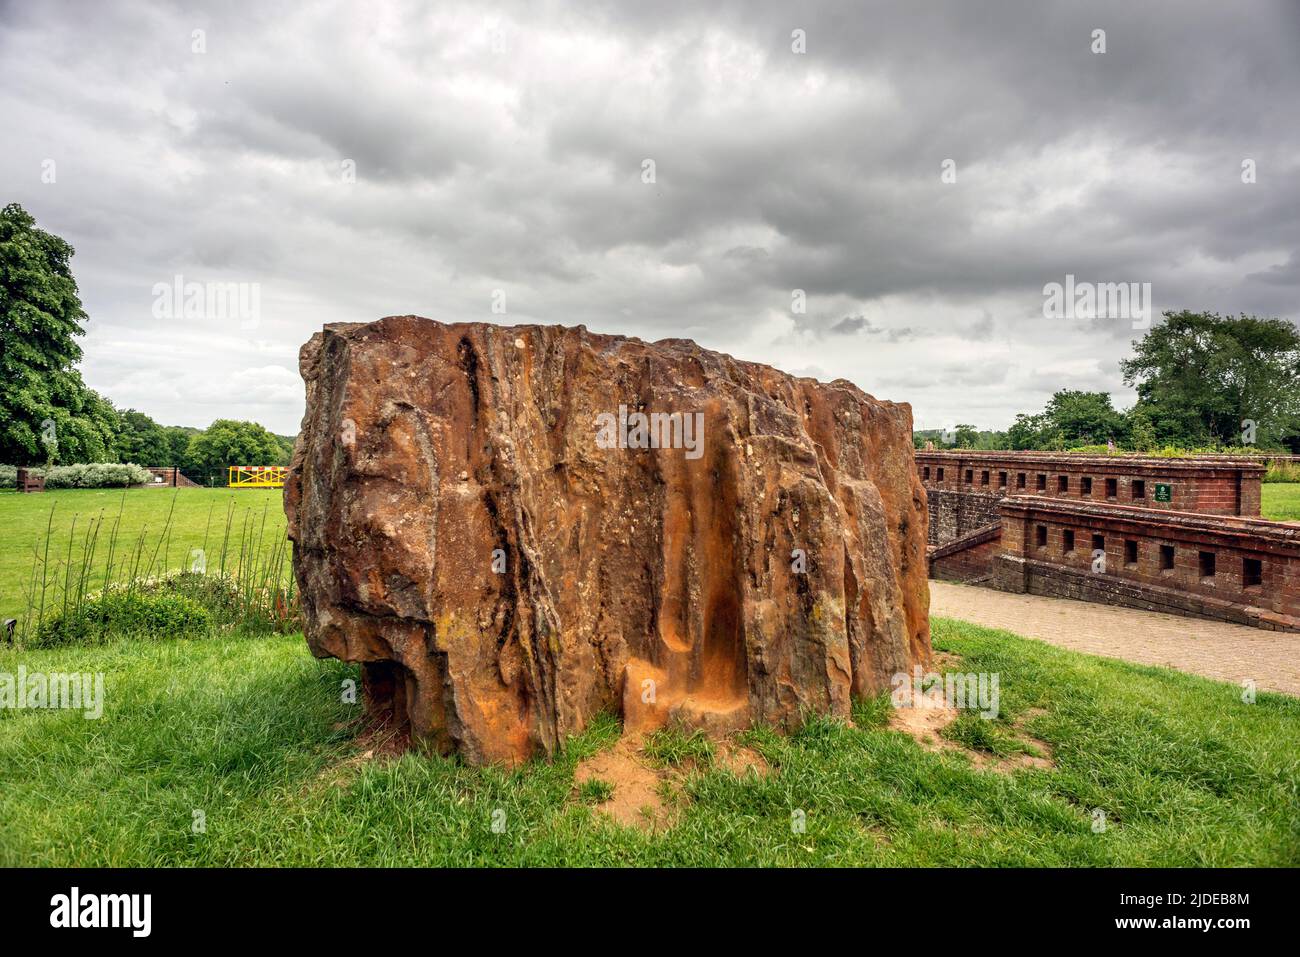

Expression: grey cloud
xmin=830 ymin=315 xmax=869 ymax=335
xmin=1 ymin=0 xmax=1295 ymax=434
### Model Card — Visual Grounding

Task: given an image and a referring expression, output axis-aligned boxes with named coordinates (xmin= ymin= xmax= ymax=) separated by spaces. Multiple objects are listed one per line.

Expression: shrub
xmin=31 ymin=587 xmax=212 ymax=647
xmin=1063 ymin=444 xmax=1292 ymax=460
xmin=27 ymin=569 xmax=296 ymax=648
xmin=136 ymin=571 xmax=242 ymax=614
xmin=1266 ymin=461 xmax=1300 ymax=483
xmin=41 ymin=463 xmax=152 ymax=488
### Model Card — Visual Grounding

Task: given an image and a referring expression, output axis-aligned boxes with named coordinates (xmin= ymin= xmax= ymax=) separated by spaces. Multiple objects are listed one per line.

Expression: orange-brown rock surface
xmin=285 ymin=315 xmax=930 ymax=765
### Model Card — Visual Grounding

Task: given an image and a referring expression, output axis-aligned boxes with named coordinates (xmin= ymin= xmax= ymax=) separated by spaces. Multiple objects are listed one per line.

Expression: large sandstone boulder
xmin=286 ymin=316 xmax=930 ymax=765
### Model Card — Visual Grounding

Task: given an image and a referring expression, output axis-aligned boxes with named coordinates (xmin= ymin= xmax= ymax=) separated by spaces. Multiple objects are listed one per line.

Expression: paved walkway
xmin=929 ymin=581 xmax=1300 ymax=696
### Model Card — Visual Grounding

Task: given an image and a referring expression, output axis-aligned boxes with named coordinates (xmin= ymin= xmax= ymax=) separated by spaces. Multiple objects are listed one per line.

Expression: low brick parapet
xmin=144 ymin=466 xmax=200 ymax=488
xmin=916 ymin=450 xmax=1264 ymax=519
xmin=994 ymin=496 xmax=1299 ymax=629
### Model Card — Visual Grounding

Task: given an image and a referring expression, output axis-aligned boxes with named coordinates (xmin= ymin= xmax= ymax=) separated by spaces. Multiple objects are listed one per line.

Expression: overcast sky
xmin=3 ymin=0 xmax=1297 ymax=436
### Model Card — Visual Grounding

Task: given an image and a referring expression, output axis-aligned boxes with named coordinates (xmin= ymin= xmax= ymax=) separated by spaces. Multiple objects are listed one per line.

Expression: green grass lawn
xmin=1261 ymin=482 xmax=1300 ymax=522
xmin=0 ymin=487 xmax=287 ymax=623
xmin=3 ymin=617 xmax=1296 ymax=867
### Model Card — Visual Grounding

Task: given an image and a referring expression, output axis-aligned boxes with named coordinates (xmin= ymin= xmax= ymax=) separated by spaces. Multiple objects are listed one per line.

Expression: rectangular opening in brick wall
xmin=1017 ymin=472 xmax=1026 ymax=489
xmin=1057 ymin=474 xmax=1069 ymax=493
xmin=981 ymin=470 xmax=990 ymax=486
xmin=1243 ymin=557 xmax=1262 ymax=589
xmin=1092 ymin=533 xmax=1105 ymax=555
xmin=1198 ymin=550 xmax=1216 ymax=581
xmin=937 ymin=467 xmax=944 ymax=482
xmin=1063 ymin=529 xmax=1075 ymax=554
xmin=1037 ymin=473 xmax=1047 ymax=491
xmin=999 ymin=471 xmax=1007 ymax=488
xmin=1105 ymin=477 xmax=1118 ymax=499
xmin=965 ymin=469 xmax=973 ymax=484
xmin=923 ymin=466 xmax=930 ymax=481
xmin=1081 ymin=476 xmax=1092 ymax=495
xmin=1035 ymin=524 xmax=1047 ymax=549
xmin=1132 ymin=479 xmax=1146 ymax=500
xmin=1124 ymin=539 xmax=1138 ymax=567
xmin=1160 ymin=543 xmax=1175 ymax=571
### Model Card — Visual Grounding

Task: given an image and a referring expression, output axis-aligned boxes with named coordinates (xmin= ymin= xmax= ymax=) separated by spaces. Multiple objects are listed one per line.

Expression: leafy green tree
xmin=1007 ymin=411 xmax=1051 ymax=450
xmin=272 ymin=433 xmax=296 ymax=466
xmin=0 ymin=203 xmax=118 ymax=463
xmin=162 ymin=426 xmax=199 ymax=469
xmin=1008 ymin=391 xmax=1126 ymax=450
xmin=116 ymin=409 xmax=170 ymax=465
xmin=48 ymin=388 xmax=120 ymax=463
xmin=952 ymin=424 xmax=979 ymax=448
xmin=1007 ymin=412 xmax=1067 ymax=450
xmin=1043 ymin=390 xmax=1127 ymax=446
xmin=185 ymin=419 xmax=283 ymax=474
xmin=1121 ymin=311 xmax=1300 ymax=448
xmin=915 ymin=426 xmax=1009 ymax=449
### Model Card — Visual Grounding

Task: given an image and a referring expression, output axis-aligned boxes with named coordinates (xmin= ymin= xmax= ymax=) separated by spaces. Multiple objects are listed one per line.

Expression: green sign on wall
xmin=1154 ymin=482 xmax=1172 ymax=503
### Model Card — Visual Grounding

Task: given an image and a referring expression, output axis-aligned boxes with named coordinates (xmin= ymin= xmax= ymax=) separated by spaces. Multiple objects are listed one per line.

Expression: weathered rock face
xmin=286 ymin=316 xmax=930 ymax=766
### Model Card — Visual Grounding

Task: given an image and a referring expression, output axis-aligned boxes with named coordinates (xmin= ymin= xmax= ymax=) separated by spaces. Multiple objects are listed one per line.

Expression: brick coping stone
xmin=1000 ymin=496 xmax=1299 ymax=547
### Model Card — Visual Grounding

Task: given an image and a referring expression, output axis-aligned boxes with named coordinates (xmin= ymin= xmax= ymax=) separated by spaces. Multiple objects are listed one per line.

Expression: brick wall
xmin=993 ymin=497 xmax=1300 ymax=631
xmin=916 ymin=451 xmax=1263 ymax=519
xmin=929 ymin=523 xmax=1001 ymax=582
xmin=144 ymin=467 xmax=200 ymax=488
xmin=925 ymin=487 xmax=1003 ymax=545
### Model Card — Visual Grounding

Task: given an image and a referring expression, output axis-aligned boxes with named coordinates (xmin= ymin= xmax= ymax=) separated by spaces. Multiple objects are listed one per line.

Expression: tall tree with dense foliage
xmin=0 ymin=203 xmax=117 ymax=463
xmin=162 ymin=425 xmax=200 ymax=469
xmin=185 ymin=419 xmax=284 ymax=474
xmin=272 ymin=433 xmax=296 ymax=466
xmin=50 ymin=388 xmax=120 ymax=463
xmin=116 ymin=409 xmax=171 ymax=465
xmin=950 ymin=423 xmax=978 ymax=448
xmin=1121 ymin=310 xmax=1300 ymax=448
xmin=1006 ymin=411 xmax=1055 ymax=450
xmin=1044 ymin=390 xmax=1127 ymax=446
xmin=1008 ymin=391 xmax=1127 ymax=450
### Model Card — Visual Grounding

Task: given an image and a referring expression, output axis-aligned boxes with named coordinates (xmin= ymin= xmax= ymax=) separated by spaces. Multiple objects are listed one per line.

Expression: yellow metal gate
xmin=228 ymin=466 xmax=288 ymax=488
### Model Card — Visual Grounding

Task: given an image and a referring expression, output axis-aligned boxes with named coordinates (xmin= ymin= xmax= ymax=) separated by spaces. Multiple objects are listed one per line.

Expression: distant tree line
xmin=917 ymin=310 xmax=1300 ymax=454
xmin=1 ymin=202 xmax=295 ymax=475
xmin=116 ymin=412 xmax=295 ymax=477
xmin=913 ymin=425 xmax=1010 ymax=450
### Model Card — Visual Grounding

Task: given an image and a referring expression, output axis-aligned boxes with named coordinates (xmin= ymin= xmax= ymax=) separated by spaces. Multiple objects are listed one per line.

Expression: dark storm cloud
xmin=1 ymin=0 xmax=1295 ymax=433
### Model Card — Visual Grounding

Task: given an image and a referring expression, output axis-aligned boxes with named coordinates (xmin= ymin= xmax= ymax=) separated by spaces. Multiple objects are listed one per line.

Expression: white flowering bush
xmin=41 ymin=463 xmax=153 ymax=488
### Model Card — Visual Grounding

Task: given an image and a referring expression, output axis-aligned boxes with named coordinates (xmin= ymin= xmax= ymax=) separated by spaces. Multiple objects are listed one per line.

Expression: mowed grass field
xmin=0 ymin=487 xmax=288 ymax=623
xmin=1262 ymin=482 xmax=1300 ymax=522
xmin=1 ymin=617 xmax=1297 ymax=866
